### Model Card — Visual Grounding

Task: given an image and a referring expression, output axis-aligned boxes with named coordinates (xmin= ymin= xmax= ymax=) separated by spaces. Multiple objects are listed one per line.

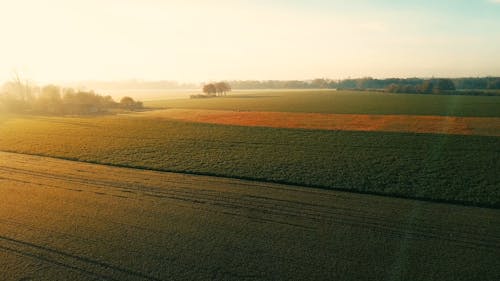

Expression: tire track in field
xmin=1 ymin=151 xmax=500 ymax=280
xmin=1 ymin=161 xmax=499 ymax=252
xmin=0 ymin=235 xmax=163 ymax=281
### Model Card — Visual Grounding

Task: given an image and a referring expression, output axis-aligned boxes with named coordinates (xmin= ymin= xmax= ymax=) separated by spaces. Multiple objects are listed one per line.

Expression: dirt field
xmin=1 ymin=151 xmax=499 ymax=280
xmin=140 ymin=109 xmax=500 ymax=136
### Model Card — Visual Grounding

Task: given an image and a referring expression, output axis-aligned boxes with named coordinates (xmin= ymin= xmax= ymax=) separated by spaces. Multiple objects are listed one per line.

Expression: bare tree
xmin=11 ymin=71 xmax=34 ymax=102
xmin=0 ymin=71 xmax=34 ymax=112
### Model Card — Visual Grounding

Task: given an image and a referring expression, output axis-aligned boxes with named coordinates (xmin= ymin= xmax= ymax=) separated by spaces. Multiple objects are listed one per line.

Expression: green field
xmin=2 ymin=152 xmax=499 ymax=281
xmin=145 ymin=90 xmax=500 ymax=117
xmin=1 ymin=113 xmax=499 ymax=207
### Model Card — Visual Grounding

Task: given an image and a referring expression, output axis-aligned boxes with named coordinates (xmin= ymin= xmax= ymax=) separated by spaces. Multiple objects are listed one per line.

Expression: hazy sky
xmin=0 ymin=0 xmax=499 ymax=83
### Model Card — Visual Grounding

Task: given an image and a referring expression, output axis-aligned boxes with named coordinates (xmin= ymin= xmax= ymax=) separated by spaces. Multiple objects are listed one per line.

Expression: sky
xmin=0 ymin=0 xmax=499 ymax=83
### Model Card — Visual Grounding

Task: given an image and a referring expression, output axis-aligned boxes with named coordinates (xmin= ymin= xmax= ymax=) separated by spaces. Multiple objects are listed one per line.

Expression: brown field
xmin=1 ymin=151 xmax=499 ymax=280
xmin=140 ymin=109 xmax=500 ymax=136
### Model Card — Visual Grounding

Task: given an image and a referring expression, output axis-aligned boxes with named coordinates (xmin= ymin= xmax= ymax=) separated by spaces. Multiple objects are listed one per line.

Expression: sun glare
xmin=0 ymin=0 xmax=499 ymax=83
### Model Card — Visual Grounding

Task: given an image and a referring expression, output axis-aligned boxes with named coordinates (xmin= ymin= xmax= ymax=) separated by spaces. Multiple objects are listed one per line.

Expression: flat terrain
xmin=141 ymin=109 xmax=500 ymax=136
xmin=0 ymin=113 xmax=499 ymax=207
xmin=145 ymin=90 xmax=500 ymax=117
xmin=1 ymin=151 xmax=499 ymax=281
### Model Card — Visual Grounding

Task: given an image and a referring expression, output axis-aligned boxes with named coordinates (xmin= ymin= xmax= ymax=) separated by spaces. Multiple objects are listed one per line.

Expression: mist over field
xmin=1 ymin=1 xmax=499 ymax=281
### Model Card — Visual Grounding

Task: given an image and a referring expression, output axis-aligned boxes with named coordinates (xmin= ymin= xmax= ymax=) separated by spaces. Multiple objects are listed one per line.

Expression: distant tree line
xmin=0 ymin=79 xmax=143 ymax=115
xmin=384 ymin=78 xmax=456 ymax=94
xmin=224 ymin=77 xmax=500 ymax=93
xmin=56 ymin=77 xmax=500 ymax=94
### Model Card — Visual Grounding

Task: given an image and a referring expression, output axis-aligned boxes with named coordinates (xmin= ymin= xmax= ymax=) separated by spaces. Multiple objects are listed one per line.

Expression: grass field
xmin=1 ymin=151 xmax=499 ymax=281
xmin=0 ymin=113 xmax=499 ymax=207
xmin=144 ymin=90 xmax=500 ymax=117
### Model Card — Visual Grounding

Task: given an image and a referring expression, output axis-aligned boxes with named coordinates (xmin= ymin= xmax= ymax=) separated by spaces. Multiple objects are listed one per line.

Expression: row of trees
xmin=200 ymin=82 xmax=232 ymax=97
xmin=385 ymin=79 xmax=456 ymax=94
xmin=224 ymin=77 xmax=500 ymax=91
xmin=0 ymin=80 xmax=142 ymax=115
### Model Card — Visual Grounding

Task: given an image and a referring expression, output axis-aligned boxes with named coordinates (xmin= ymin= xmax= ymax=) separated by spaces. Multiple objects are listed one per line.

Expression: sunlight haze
xmin=1 ymin=1 xmax=500 ymax=280
xmin=0 ymin=0 xmax=499 ymax=83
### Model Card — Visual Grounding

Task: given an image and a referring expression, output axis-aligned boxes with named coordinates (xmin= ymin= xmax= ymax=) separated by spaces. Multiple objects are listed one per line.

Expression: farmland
xmin=145 ymin=90 xmax=500 ymax=117
xmin=2 ymin=1 xmax=500 ymax=280
xmin=141 ymin=109 xmax=500 ymax=136
xmin=0 ymin=111 xmax=499 ymax=207
xmin=1 ymin=151 xmax=499 ymax=281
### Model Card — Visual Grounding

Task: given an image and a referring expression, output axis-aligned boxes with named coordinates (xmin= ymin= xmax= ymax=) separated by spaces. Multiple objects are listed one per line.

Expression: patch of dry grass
xmin=141 ymin=109 xmax=500 ymax=136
